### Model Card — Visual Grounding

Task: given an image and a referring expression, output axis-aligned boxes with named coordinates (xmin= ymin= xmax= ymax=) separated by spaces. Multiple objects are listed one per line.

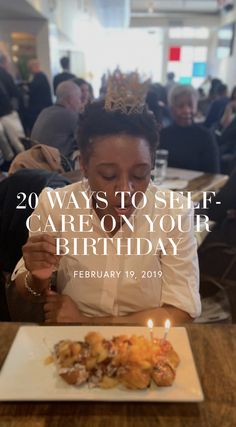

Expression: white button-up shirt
xmin=12 ymin=181 xmax=201 ymax=318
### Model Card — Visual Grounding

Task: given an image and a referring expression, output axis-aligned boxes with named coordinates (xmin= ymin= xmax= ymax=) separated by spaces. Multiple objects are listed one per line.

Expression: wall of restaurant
xmin=0 ymin=19 xmax=51 ymax=82
xmin=3 ymin=1 xmax=236 ymax=91
xmin=26 ymin=0 xmax=82 ymax=45
xmin=0 ymin=0 xmax=91 ymax=84
xmin=130 ymin=14 xmax=219 ymax=85
xmin=26 ymin=1 xmax=220 ymax=87
xmin=25 ymin=0 xmax=94 ymax=80
xmin=162 ymin=35 xmax=212 ymax=87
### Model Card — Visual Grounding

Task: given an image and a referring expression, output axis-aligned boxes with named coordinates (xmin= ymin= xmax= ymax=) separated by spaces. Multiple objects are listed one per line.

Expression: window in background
xmin=192 ymin=77 xmax=206 ymax=88
xmin=169 ymin=27 xmax=210 ymax=40
xmin=194 ymin=47 xmax=208 ymax=62
xmin=179 ymin=77 xmax=192 ymax=85
xmin=167 ymin=46 xmax=208 ymax=88
xmin=217 ymin=23 xmax=235 ymax=59
xmin=168 ymin=46 xmax=181 ymax=61
xmin=80 ymin=28 xmax=163 ymax=95
xmin=193 ymin=62 xmax=206 ymax=77
xmin=181 ymin=46 xmax=194 ymax=62
xmin=180 ymin=61 xmax=192 ymax=78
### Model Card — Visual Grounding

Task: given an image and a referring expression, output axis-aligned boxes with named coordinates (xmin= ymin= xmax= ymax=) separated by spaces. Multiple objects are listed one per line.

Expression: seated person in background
xmin=200 ymin=165 xmax=236 ymax=230
xmin=198 ymin=166 xmax=236 ymax=301
xmin=220 ymin=86 xmax=236 ymax=131
xmin=205 ymin=83 xmax=229 ymax=129
xmin=217 ymin=88 xmax=236 ymax=173
xmin=12 ymin=72 xmax=201 ymax=325
xmin=196 ymin=87 xmax=210 ymax=120
xmin=160 ymin=84 xmax=220 ymax=173
xmin=73 ymin=77 xmax=91 ymax=111
xmin=31 ymin=80 xmax=82 ymax=161
xmin=208 ymin=78 xmax=222 ymax=102
xmin=217 ymin=116 xmax=236 ymax=174
xmin=146 ymin=83 xmax=172 ymax=129
xmin=53 ymin=56 xmax=75 ymax=95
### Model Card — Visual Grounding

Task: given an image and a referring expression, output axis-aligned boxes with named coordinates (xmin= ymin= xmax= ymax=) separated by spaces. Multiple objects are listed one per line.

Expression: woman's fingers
xmin=44 ymin=293 xmax=61 ymax=312
xmin=44 ymin=302 xmax=57 ymax=312
xmin=22 ymin=234 xmax=61 ymax=276
xmin=27 ymin=261 xmax=55 ymax=270
xmin=24 ymin=251 xmax=58 ymax=263
xmin=44 ymin=296 xmax=60 ymax=308
xmin=24 ymin=258 xmax=58 ymax=277
xmin=44 ymin=295 xmax=62 ymax=322
xmin=44 ymin=311 xmax=58 ymax=322
xmin=26 ymin=234 xmax=57 ymax=245
xmin=43 ymin=294 xmax=81 ymax=323
xmin=23 ymin=237 xmax=57 ymax=257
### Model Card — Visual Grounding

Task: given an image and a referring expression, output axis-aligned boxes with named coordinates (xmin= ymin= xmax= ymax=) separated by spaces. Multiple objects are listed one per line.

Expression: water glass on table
xmin=153 ymin=149 xmax=169 ymax=184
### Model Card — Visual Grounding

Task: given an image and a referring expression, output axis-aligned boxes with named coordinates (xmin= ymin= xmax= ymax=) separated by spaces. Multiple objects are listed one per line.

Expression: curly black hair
xmin=78 ymin=100 xmax=159 ymax=164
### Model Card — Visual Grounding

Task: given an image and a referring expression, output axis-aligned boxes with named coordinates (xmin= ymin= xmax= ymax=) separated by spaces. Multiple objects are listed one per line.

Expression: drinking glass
xmin=153 ymin=149 xmax=169 ymax=184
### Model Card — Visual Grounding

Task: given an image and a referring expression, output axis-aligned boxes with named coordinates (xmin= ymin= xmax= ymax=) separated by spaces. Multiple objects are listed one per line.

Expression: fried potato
xmin=52 ymin=333 xmax=180 ymax=390
xmin=152 ymin=361 xmax=176 ymax=386
xmin=118 ymin=366 xmax=151 ymax=390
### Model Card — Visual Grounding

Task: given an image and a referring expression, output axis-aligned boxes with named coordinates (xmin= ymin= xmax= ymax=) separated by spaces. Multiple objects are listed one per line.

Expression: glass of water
xmin=153 ymin=149 xmax=169 ymax=184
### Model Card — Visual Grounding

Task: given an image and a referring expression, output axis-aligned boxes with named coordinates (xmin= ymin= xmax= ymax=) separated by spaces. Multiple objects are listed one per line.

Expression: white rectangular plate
xmin=0 ymin=326 xmax=204 ymax=402
xmin=157 ymin=179 xmax=188 ymax=190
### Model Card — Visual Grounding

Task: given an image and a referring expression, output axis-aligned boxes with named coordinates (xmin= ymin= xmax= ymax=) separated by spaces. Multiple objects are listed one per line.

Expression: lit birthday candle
xmin=147 ymin=319 xmax=154 ymax=342
xmin=163 ymin=319 xmax=171 ymax=341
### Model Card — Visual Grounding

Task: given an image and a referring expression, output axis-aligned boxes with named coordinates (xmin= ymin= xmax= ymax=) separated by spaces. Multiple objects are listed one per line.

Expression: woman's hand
xmin=22 ymin=234 xmax=60 ymax=280
xmin=44 ymin=291 xmax=87 ymax=323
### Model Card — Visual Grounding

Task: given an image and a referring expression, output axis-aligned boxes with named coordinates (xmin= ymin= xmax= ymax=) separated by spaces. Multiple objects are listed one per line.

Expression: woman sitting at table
xmin=12 ymin=72 xmax=201 ymax=325
xmin=160 ymin=84 xmax=220 ymax=173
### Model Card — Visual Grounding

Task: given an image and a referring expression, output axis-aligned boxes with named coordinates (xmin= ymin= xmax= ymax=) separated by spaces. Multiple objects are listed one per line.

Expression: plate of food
xmin=0 ymin=325 xmax=204 ymax=402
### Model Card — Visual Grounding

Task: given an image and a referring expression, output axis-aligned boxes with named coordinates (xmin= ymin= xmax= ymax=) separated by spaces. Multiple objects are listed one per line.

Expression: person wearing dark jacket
xmin=204 ymin=83 xmax=229 ymax=129
xmin=219 ymin=116 xmax=236 ymax=156
xmin=160 ymin=85 xmax=220 ymax=173
xmin=53 ymin=56 xmax=75 ymax=94
xmin=31 ymin=80 xmax=82 ymax=159
xmin=26 ymin=59 xmax=52 ymax=131
xmin=197 ymin=166 xmax=236 ymax=319
xmin=0 ymin=84 xmax=12 ymax=117
xmin=0 ymin=52 xmax=20 ymax=109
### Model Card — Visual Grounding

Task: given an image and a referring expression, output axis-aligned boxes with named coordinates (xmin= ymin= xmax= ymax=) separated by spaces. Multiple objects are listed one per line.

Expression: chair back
xmin=8 ymin=144 xmax=65 ymax=175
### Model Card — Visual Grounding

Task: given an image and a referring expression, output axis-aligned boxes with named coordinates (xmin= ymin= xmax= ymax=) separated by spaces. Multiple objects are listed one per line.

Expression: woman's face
xmin=81 ymin=134 xmax=152 ymax=222
xmin=171 ymin=94 xmax=196 ymax=127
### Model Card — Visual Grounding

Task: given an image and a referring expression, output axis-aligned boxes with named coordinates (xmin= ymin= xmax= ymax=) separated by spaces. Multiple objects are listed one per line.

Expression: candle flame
xmin=165 ymin=319 xmax=171 ymax=329
xmin=147 ymin=319 xmax=153 ymax=329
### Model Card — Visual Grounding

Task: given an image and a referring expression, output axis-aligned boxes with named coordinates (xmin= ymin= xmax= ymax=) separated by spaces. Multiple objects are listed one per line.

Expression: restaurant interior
xmin=0 ymin=0 xmax=236 ymax=425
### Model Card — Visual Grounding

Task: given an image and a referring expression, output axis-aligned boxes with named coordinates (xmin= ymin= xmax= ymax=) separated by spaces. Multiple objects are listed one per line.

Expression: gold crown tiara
xmin=104 ymin=70 xmax=150 ymax=115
